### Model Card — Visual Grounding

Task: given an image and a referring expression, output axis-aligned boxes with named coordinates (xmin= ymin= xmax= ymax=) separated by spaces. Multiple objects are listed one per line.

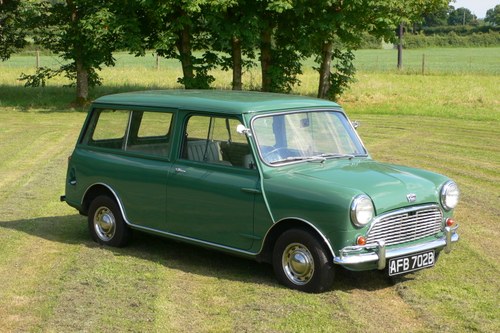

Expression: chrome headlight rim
xmin=440 ymin=180 xmax=460 ymax=211
xmin=350 ymin=194 xmax=375 ymax=228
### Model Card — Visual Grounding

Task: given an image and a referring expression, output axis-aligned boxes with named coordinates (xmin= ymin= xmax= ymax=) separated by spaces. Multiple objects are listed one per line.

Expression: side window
xmin=86 ymin=109 xmax=130 ymax=149
xmin=182 ymin=115 xmax=254 ymax=168
xmin=126 ymin=111 xmax=173 ymax=157
xmin=137 ymin=111 xmax=173 ymax=138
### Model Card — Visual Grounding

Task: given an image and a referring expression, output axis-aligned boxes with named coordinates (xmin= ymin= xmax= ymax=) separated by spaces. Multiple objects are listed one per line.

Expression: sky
xmin=452 ymin=0 xmax=499 ymax=18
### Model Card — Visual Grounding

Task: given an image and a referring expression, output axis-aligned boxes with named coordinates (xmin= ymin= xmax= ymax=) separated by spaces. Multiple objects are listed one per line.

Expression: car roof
xmin=92 ymin=90 xmax=340 ymax=115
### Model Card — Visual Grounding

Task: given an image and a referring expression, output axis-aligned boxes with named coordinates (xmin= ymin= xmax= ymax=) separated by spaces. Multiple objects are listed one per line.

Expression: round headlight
xmin=440 ymin=181 xmax=460 ymax=211
xmin=350 ymin=195 xmax=374 ymax=227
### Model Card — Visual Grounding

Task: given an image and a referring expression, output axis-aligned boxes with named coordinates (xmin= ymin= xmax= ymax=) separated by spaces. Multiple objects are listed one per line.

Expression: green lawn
xmin=0 ymin=48 xmax=499 ymax=332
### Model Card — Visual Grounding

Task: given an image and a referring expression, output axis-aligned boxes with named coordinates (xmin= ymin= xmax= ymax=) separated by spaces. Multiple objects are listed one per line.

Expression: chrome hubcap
xmin=282 ymin=243 xmax=314 ymax=285
xmin=94 ymin=206 xmax=116 ymax=241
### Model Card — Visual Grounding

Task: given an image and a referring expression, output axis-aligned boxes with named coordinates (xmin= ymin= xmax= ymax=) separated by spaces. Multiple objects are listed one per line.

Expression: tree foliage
xmin=485 ymin=5 xmax=500 ymax=26
xmin=0 ymin=0 xmax=27 ymax=60
xmin=5 ymin=0 xmax=460 ymax=103
xmin=20 ymin=0 xmax=143 ymax=104
xmin=448 ymin=7 xmax=477 ymax=26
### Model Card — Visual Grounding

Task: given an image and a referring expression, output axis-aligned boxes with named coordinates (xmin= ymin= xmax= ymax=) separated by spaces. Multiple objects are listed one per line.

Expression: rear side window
xmin=86 ymin=109 xmax=130 ymax=149
xmin=136 ymin=112 xmax=173 ymax=138
xmin=126 ymin=111 xmax=173 ymax=157
xmin=84 ymin=108 xmax=173 ymax=157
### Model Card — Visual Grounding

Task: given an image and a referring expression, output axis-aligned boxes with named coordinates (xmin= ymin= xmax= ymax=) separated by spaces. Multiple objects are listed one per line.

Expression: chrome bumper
xmin=333 ymin=225 xmax=459 ymax=270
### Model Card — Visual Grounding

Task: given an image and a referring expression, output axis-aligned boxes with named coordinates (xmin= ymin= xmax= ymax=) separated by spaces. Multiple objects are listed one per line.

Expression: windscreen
xmin=252 ymin=110 xmax=366 ymax=165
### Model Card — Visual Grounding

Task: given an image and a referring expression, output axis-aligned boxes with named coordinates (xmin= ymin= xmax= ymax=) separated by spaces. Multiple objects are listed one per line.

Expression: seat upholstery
xmin=187 ymin=140 xmax=222 ymax=162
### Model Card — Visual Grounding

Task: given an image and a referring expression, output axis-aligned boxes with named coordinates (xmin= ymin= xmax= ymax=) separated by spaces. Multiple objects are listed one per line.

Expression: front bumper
xmin=333 ymin=225 xmax=459 ymax=270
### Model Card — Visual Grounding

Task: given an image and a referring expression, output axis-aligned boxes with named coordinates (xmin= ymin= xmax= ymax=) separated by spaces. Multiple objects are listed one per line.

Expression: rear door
xmin=79 ymin=108 xmax=173 ymax=230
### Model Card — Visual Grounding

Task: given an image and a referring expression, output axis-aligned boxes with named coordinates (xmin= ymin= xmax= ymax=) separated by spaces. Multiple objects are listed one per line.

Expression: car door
xmin=81 ymin=108 xmax=173 ymax=230
xmin=166 ymin=114 xmax=259 ymax=251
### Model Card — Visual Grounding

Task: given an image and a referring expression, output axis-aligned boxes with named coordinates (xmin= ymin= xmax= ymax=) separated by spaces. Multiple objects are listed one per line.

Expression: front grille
xmin=366 ymin=205 xmax=443 ymax=246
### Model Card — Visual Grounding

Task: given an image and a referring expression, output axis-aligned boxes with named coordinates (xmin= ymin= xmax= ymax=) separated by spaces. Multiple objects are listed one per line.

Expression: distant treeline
xmin=359 ymin=28 xmax=500 ymax=49
xmin=419 ymin=25 xmax=500 ymax=35
xmin=404 ymin=31 xmax=500 ymax=48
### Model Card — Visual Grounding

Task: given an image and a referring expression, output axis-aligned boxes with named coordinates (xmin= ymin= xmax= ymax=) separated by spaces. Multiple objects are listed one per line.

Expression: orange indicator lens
xmin=357 ymin=236 xmax=367 ymax=246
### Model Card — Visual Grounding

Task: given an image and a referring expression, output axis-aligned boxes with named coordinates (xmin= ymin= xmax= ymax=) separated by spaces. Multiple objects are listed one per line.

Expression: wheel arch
xmin=81 ymin=183 xmax=123 ymax=217
xmin=258 ymin=218 xmax=336 ymax=264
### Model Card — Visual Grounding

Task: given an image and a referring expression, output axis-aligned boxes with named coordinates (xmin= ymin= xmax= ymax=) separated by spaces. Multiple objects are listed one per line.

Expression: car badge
xmin=407 ymin=193 xmax=417 ymax=203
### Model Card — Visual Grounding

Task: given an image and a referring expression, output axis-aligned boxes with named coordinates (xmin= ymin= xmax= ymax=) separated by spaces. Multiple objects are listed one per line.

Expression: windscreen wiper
xmin=270 ymin=156 xmax=326 ymax=164
xmin=317 ymin=153 xmax=355 ymax=159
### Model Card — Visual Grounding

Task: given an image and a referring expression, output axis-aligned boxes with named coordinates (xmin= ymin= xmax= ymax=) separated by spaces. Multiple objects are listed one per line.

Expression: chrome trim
xmin=350 ymin=194 xmax=374 ymax=227
xmin=128 ymin=223 xmax=259 ymax=257
xmin=376 ymin=240 xmax=386 ymax=270
xmin=82 ymin=182 xmax=260 ymax=257
xmin=263 ymin=217 xmax=337 ymax=259
xmin=81 ymin=188 xmax=328 ymax=261
xmin=440 ymin=180 xmax=459 ymax=211
xmin=82 ymin=183 xmax=125 ymax=212
xmin=366 ymin=204 xmax=442 ymax=243
xmin=334 ymin=224 xmax=459 ymax=270
xmin=444 ymin=225 xmax=459 ymax=253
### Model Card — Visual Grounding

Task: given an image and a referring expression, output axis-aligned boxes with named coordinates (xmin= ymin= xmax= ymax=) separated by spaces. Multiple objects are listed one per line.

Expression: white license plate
xmin=388 ymin=250 xmax=435 ymax=276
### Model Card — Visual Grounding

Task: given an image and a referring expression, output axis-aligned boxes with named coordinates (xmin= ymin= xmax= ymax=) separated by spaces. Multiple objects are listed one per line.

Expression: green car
xmin=61 ymin=90 xmax=460 ymax=293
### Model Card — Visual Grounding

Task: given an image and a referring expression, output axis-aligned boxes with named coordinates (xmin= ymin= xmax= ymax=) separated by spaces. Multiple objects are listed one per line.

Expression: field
xmin=0 ymin=47 xmax=499 ymax=332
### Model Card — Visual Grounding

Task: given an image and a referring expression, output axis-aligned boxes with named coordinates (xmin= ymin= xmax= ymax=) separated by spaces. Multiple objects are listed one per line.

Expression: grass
xmin=0 ymin=47 xmax=499 ymax=332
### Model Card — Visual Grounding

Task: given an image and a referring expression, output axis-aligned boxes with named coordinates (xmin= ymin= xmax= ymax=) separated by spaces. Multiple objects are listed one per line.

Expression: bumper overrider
xmin=334 ymin=225 xmax=459 ymax=270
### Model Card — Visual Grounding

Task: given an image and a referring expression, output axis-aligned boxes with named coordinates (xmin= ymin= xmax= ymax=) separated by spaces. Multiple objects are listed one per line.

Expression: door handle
xmin=241 ymin=187 xmax=261 ymax=194
xmin=175 ymin=168 xmax=186 ymax=173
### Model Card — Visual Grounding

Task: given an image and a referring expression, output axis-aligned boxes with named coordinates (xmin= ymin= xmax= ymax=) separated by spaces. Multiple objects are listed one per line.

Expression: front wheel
xmin=273 ymin=229 xmax=335 ymax=293
xmin=88 ymin=195 xmax=130 ymax=247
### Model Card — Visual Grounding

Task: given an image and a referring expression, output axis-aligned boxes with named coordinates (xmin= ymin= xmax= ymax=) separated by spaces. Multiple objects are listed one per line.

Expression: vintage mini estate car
xmin=61 ymin=90 xmax=460 ymax=292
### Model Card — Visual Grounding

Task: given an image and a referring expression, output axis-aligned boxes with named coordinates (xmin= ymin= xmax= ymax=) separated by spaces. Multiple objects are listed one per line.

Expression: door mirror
xmin=236 ymin=124 xmax=251 ymax=136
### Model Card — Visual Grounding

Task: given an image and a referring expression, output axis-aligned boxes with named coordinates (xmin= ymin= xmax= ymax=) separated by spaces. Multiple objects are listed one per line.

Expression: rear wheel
xmin=88 ymin=195 xmax=130 ymax=247
xmin=273 ymin=229 xmax=335 ymax=293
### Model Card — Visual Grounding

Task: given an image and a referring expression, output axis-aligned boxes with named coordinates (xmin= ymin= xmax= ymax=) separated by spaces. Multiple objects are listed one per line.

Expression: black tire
xmin=88 ymin=195 xmax=130 ymax=247
xmin=272 ymin=229 xmax=335 ymax=293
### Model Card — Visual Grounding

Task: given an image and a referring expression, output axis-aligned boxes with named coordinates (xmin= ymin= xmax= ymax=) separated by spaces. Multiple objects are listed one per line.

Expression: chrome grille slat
xmin=366 ymin=206 xmax=443 ymax=246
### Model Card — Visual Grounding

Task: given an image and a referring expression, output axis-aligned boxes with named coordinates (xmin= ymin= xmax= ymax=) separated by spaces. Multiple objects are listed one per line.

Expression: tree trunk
xmin=231 ymin=36 xmax=242 ymax=90
xmin=75 ymin=59 xmax=89 ymax=104
xmin=317 ymin=41 xmax=333 ymax=99
xmin=67 ymin=0 xmax=87 ymax=105
xmin=176 ymin=24 xmax=194 ymax=89
xmin=260 ymin=26 xmax=272 ymax=92
xmin=397 ymin=23 xmax=403 ymax=70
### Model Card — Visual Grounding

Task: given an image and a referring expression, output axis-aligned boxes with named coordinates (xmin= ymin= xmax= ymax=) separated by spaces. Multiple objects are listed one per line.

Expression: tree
xmin=20 ymin=0 xmax=142 ymax=104
xmin=0 ymin=0 xmax=27 ymax=61
xmin=204 ymin=1 xmax=259 ymax=90
xmin=294 ymin=0 xmax=449 ymax=99
xmin=137 ymin=0 xmax=228 ymax=90
xmin=485 ymin=5 xmax=500 ymax=26
xmin=422 ymin=5 xmax=450 ymax=27
xmin=448 ymin=7 xmax=477 ymax=26
xmin=257 ymin=1 xmax=305 ymax=93
xmin=390 ymin=0 xmax=449 ymax=71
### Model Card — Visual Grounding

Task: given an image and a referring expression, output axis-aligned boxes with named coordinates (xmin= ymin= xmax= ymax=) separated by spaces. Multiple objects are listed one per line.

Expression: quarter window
xmin=87 ymin=109 xmax=130 ymax=149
